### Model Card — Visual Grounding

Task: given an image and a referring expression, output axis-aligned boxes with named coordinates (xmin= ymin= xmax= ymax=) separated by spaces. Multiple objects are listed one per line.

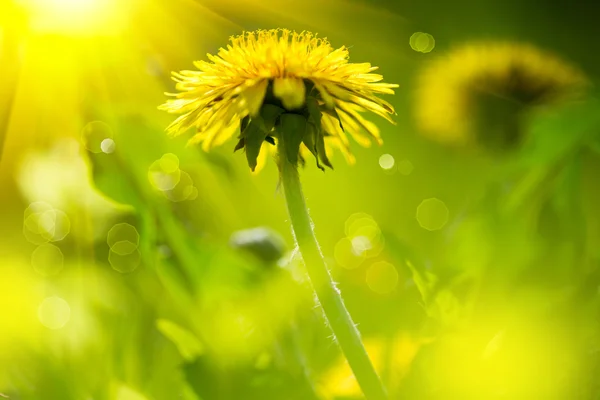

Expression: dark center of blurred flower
xmin=473 ymin=90 xmax=524 ymax=151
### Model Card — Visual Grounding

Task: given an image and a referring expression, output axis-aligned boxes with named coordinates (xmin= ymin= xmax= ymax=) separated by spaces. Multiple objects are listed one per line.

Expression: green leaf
xmin=156 ymin=319 xmax=204 ymax=362
xmin=112 ymin=384 xmax=150 ymax=400
xmin=88 ymin=151 xmax=142 ymax=209
xmin=519 ymin=98 xmax=600 ymax=167
xmin=406 ymin=260 xmax=438 ymax=306
xmin=504 ymin=98 xmax=600 ymax=213
xmin=430 ymin=290 xmax=461 ymax=326
xmin=155 ymin=257 xmax=195 ymax=308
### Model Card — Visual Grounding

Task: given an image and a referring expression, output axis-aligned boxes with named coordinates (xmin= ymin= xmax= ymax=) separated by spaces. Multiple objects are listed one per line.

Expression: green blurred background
xmin=1 ymin=0 xmax=600 ymax=399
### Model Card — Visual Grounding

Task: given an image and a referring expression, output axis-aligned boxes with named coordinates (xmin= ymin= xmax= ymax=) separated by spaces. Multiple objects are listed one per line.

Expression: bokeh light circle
xmin=398 ymin=159 xmax=414 ymax=176
xmin=348 ymin=220 xmax=384 ymax=257
xmin=164 ymin=170 xmax=196 ymax=202
xmin=38 ymin=296 xmax=71 ymax=330
xmin=23 ymin=202 xmax=71 ymax=244
xmin=31 ymin=243 xmax=64 ymax=276
xmin=366 ymin=261 xmax=399 ymax=294
xmin=187 ymin=186 xmax=199 ymax=201
xmin=110 ymin=240 xmax=138 ymax=256
xmin=100 ymin=138 xmax=116 ymax=154
xmin=159 ymin=153 xmax=180 ymax=173
xmin=351 ymin=235 xmax=372 ymax=256
xmin=24 ymin=201 xmax=53 ymax=219
xmin=148 ymin=153 xmax=181 ymax=191
xmin=344 ymin=213 xmax=373 ymax=237
xmin=108 ymin=248 xmax=141 ymax=273
xmin=107 ymin=223 xmax=139 ymax=249
xmin=410 ymin=32 xmax=436 ymax=53
xmin=416 ymin=198 xmax=450 ymax=231
xmin=334 ymin=238 xmax=366 ymax=270
xmin=379 ymin=154 xmax=395 ymax=170
xmin=82 ymin=121 xmax=114 ymax=153
xmin=343 ymin=213 xmax=385 ymax=258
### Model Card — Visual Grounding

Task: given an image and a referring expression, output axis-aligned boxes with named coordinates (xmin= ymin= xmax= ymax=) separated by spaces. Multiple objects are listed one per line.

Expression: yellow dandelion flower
xmin=159 ymin=28 xmax=398 ymax=171
xmin=414 ymin=42 xmax=589 ymax=149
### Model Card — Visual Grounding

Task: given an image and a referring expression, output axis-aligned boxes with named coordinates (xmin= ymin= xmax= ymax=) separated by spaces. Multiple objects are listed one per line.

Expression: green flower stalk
xmin=160 ymin=28 xmax=398 ymax=400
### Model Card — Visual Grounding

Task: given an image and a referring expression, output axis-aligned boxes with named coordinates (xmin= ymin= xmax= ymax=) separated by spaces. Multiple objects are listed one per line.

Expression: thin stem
xmin=279 ymin=157 xmax=388 ymax=400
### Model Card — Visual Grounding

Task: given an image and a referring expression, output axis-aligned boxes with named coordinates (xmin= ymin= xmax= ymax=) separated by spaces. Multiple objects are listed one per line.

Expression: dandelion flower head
xmin=159 ymin=29 xmax=398 ymax=171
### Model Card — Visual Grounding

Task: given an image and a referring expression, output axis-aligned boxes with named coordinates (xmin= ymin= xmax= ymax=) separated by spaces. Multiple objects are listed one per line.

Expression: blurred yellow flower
xmin=414 ymin=42 xmax=589 ymax=149
xmin=318 ymin=332 xmax=434 ymax=399
xmin=160 ymin=28 xmax=398 ymax=171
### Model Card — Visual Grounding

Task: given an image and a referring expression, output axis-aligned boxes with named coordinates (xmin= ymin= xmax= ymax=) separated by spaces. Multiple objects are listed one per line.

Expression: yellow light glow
xmin=18 ymin=0 xmax=123 ymax=35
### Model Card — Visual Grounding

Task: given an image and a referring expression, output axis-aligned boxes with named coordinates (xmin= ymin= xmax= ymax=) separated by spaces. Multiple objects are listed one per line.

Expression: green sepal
xmin=240 ymin=115 xmax=250 ymax=133
xmin=233 ymin=138 xmax=245 ymax=152
xmin=234 ymin=116 xmax=251 ymax=152
xmin=305 ymin=96 xmax=333 ymax=170
xmin=260 ymin=104 xmax=285 ymax=132
xmin=302 ymin=122 xmax=324 ymax=171
xmin=321 ymin=107 xmax=344 ymax=131
xmin=306 ymin=96 xmax=322 ymax=127
xmin=298 ymin=151 xmax=306 ymax=167
xmin=316 ymin=131 xmax=333 ymax=169
xmin=279 ymin=113 xmax=307 ymax=167
xmin=243 ymin=120 xmax=268 ymax=171
xmin=302 ymin=122 xmax=317 ymax=155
